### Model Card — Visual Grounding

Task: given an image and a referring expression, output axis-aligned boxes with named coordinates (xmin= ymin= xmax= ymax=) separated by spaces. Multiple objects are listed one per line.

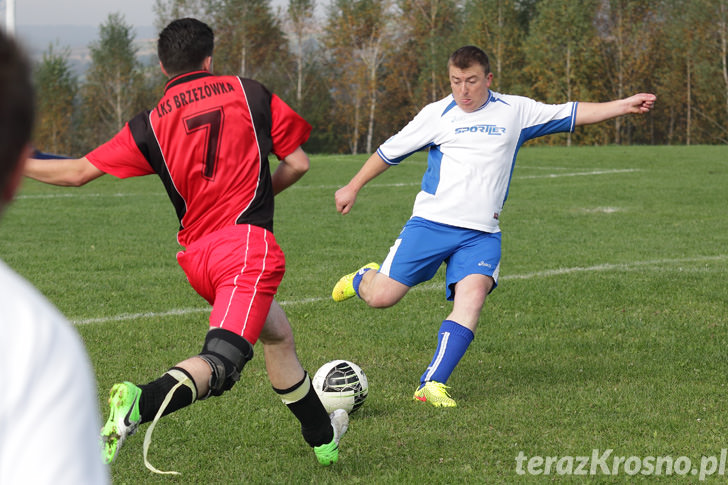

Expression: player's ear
xmin=159 ymin=61 xmax=170 ymax=77
xmin=1 ymin=145 xmax=30 ymax=206
xmin=202 ymin=56 xmax=213 ymax=73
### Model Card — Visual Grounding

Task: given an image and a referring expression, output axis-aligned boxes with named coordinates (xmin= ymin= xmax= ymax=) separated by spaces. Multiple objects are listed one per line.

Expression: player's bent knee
xmin=364 ymin=286 xmax=407 ymax=308
xmin=259 ymin=326 xmax=294 ymax=347
xmin=259 ymin=314 xmax=294 ymax=345
xmin=362 ymin=274 xmax=409 ymax=308
xmin=198 ymin=328 xmax=254 ymax=398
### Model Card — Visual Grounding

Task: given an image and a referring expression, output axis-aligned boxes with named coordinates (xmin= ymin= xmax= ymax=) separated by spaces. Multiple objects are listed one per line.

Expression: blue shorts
xmin=379 ymin=217 xmax=501 ymax=300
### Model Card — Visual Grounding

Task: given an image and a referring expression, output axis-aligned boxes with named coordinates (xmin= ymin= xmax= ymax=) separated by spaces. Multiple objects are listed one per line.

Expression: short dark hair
xmin=157 ymin=18 xmax=214 ymax=76
xmin=0 ymin=29 xmax=34 ymax=200
xmin=448 ymin=45 xmax=491 ymax=75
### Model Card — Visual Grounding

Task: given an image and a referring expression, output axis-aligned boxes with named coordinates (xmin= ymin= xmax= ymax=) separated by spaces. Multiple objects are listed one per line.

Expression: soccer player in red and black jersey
xmin=25 ymin=18 xmax=348 ymax=469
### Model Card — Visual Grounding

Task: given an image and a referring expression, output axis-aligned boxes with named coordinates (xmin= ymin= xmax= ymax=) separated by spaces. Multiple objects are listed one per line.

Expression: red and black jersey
xmin=86 ymin=71 xmax=311 ymax=247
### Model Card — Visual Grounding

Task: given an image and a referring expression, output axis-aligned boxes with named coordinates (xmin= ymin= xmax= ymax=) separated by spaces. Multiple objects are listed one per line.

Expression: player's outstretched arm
xmin=335 ymin=152 xmax=390 ymax=215
xmin=272 ymin=146 xmax=310 ymax=195
xmin=575 ymin=93 xmax=656 ymax=126
xmin=25 ymin=156 xmax=104 ymax=187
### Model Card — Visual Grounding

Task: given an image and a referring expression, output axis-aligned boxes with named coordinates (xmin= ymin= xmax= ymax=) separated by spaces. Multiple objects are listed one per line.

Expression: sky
xmin=6 ymin=0 xmax=295 ymax=59
xmin=10 ymin=0 xmax=290 ymax=27
xmin=13 ymin=0 xmax=157 ymax=27
xmin=7 ymin=0 xmax=290 ymax=54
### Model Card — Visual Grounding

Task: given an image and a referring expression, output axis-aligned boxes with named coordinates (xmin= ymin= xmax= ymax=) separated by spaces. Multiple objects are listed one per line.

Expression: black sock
xmin=274 ymin=373 xmax=333 ymax=447
xmin=138 ymin=367 xmax=198 ymax=424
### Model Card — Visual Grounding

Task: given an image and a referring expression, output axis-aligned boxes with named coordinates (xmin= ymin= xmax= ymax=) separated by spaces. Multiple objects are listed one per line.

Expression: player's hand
xmin=335 ymin=185 xmax=357 ymax=214
xmin=626 ymin=93 xmax=656 ymax=114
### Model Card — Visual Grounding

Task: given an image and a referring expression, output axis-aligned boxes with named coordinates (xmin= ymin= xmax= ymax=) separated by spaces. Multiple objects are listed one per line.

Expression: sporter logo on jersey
xmin=454 ymin=124 xmax=506 ymax=135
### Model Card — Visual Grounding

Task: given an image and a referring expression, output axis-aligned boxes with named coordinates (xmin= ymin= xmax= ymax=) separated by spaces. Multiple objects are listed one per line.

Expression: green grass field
xmin=2 ymin=145 xmax=727 ymax=483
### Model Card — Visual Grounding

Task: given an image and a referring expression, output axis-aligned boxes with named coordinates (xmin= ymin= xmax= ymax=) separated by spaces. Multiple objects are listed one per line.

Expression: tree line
xmin=33 ymin=0 xmax=728 ymax=156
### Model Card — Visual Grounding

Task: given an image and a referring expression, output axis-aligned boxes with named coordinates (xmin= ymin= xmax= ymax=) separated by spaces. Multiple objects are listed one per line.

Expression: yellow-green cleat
xmin=331 ymin=262 xmax=379 ymax=302
xmin=100 ymin=381 xmax=142 ymax=464
xmin=314 ymin=409 xmax=349 ymax=466
xmin=413 ymin=381 xmax=457 ymax=408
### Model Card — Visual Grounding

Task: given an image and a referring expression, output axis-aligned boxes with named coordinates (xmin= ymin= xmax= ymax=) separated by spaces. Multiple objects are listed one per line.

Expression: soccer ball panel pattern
xmin=312 ymin=360 xmax=368 ymax=414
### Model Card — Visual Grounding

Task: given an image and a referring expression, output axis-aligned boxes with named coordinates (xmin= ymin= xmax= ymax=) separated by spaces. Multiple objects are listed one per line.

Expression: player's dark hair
xmin=157 ymin=18 xmax=214 ymax=76
xmin=448 ymin=45 xmax=491 ymax=75
xmin=0 ymin=29 xmax=34 ymax=201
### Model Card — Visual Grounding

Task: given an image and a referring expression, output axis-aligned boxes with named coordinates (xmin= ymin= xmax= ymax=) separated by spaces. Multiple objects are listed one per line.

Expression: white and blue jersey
xmin=377 ymin=91 xmax=577 ymax=233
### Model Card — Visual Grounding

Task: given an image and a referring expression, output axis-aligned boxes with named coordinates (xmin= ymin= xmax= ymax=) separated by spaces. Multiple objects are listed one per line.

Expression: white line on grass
xmin=20 ymin=168 xmax=641 ymax=200
xmin=518 ymin=168 xmax=639 ymax=179
xmin=580 ymin=207 xmax=623 ymax=213
xmin=73 ymin=307 xmax=210 ymax=325
xmin=502 ymin=255 xmax=727 ymax=280
xmin=71 ymin=254 xmax=727 ymax=326
xmin=17 ymin=192 xmax=154 ymax=200
xmin=289 ymin=169 xmax=641 ymax=189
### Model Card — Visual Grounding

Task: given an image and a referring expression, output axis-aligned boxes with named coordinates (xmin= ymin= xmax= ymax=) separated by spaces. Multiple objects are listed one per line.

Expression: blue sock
xmin=352 ymin=267 xmax=374 ymax=298
xmin=419 ymin=320 xmax=474 ymax=386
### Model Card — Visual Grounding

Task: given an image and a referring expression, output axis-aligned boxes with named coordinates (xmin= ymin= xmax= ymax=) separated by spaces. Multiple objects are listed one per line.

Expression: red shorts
xmin=176 ymin=224 xmax=285 ymax=344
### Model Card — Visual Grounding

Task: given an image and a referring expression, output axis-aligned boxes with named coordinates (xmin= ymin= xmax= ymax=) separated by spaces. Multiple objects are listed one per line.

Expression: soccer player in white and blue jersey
xmin=332 ymin=45 xmax=656 ymax=407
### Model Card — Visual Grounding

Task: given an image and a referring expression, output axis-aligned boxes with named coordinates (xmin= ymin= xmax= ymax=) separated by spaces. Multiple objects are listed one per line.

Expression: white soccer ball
xmin=312 ymin=360 xmax=368 ymax=414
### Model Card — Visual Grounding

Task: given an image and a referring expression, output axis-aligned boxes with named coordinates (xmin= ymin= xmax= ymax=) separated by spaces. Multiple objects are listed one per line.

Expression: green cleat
xmin=331 ymin=262 xmax=379 ymax=302
xmin=313 ymin=409 xmax=349 ymax=466
xmin=413 ymin=381 xmax=457 ymax=408
xmin=100 ymin=381 xmax=142 ymax=464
